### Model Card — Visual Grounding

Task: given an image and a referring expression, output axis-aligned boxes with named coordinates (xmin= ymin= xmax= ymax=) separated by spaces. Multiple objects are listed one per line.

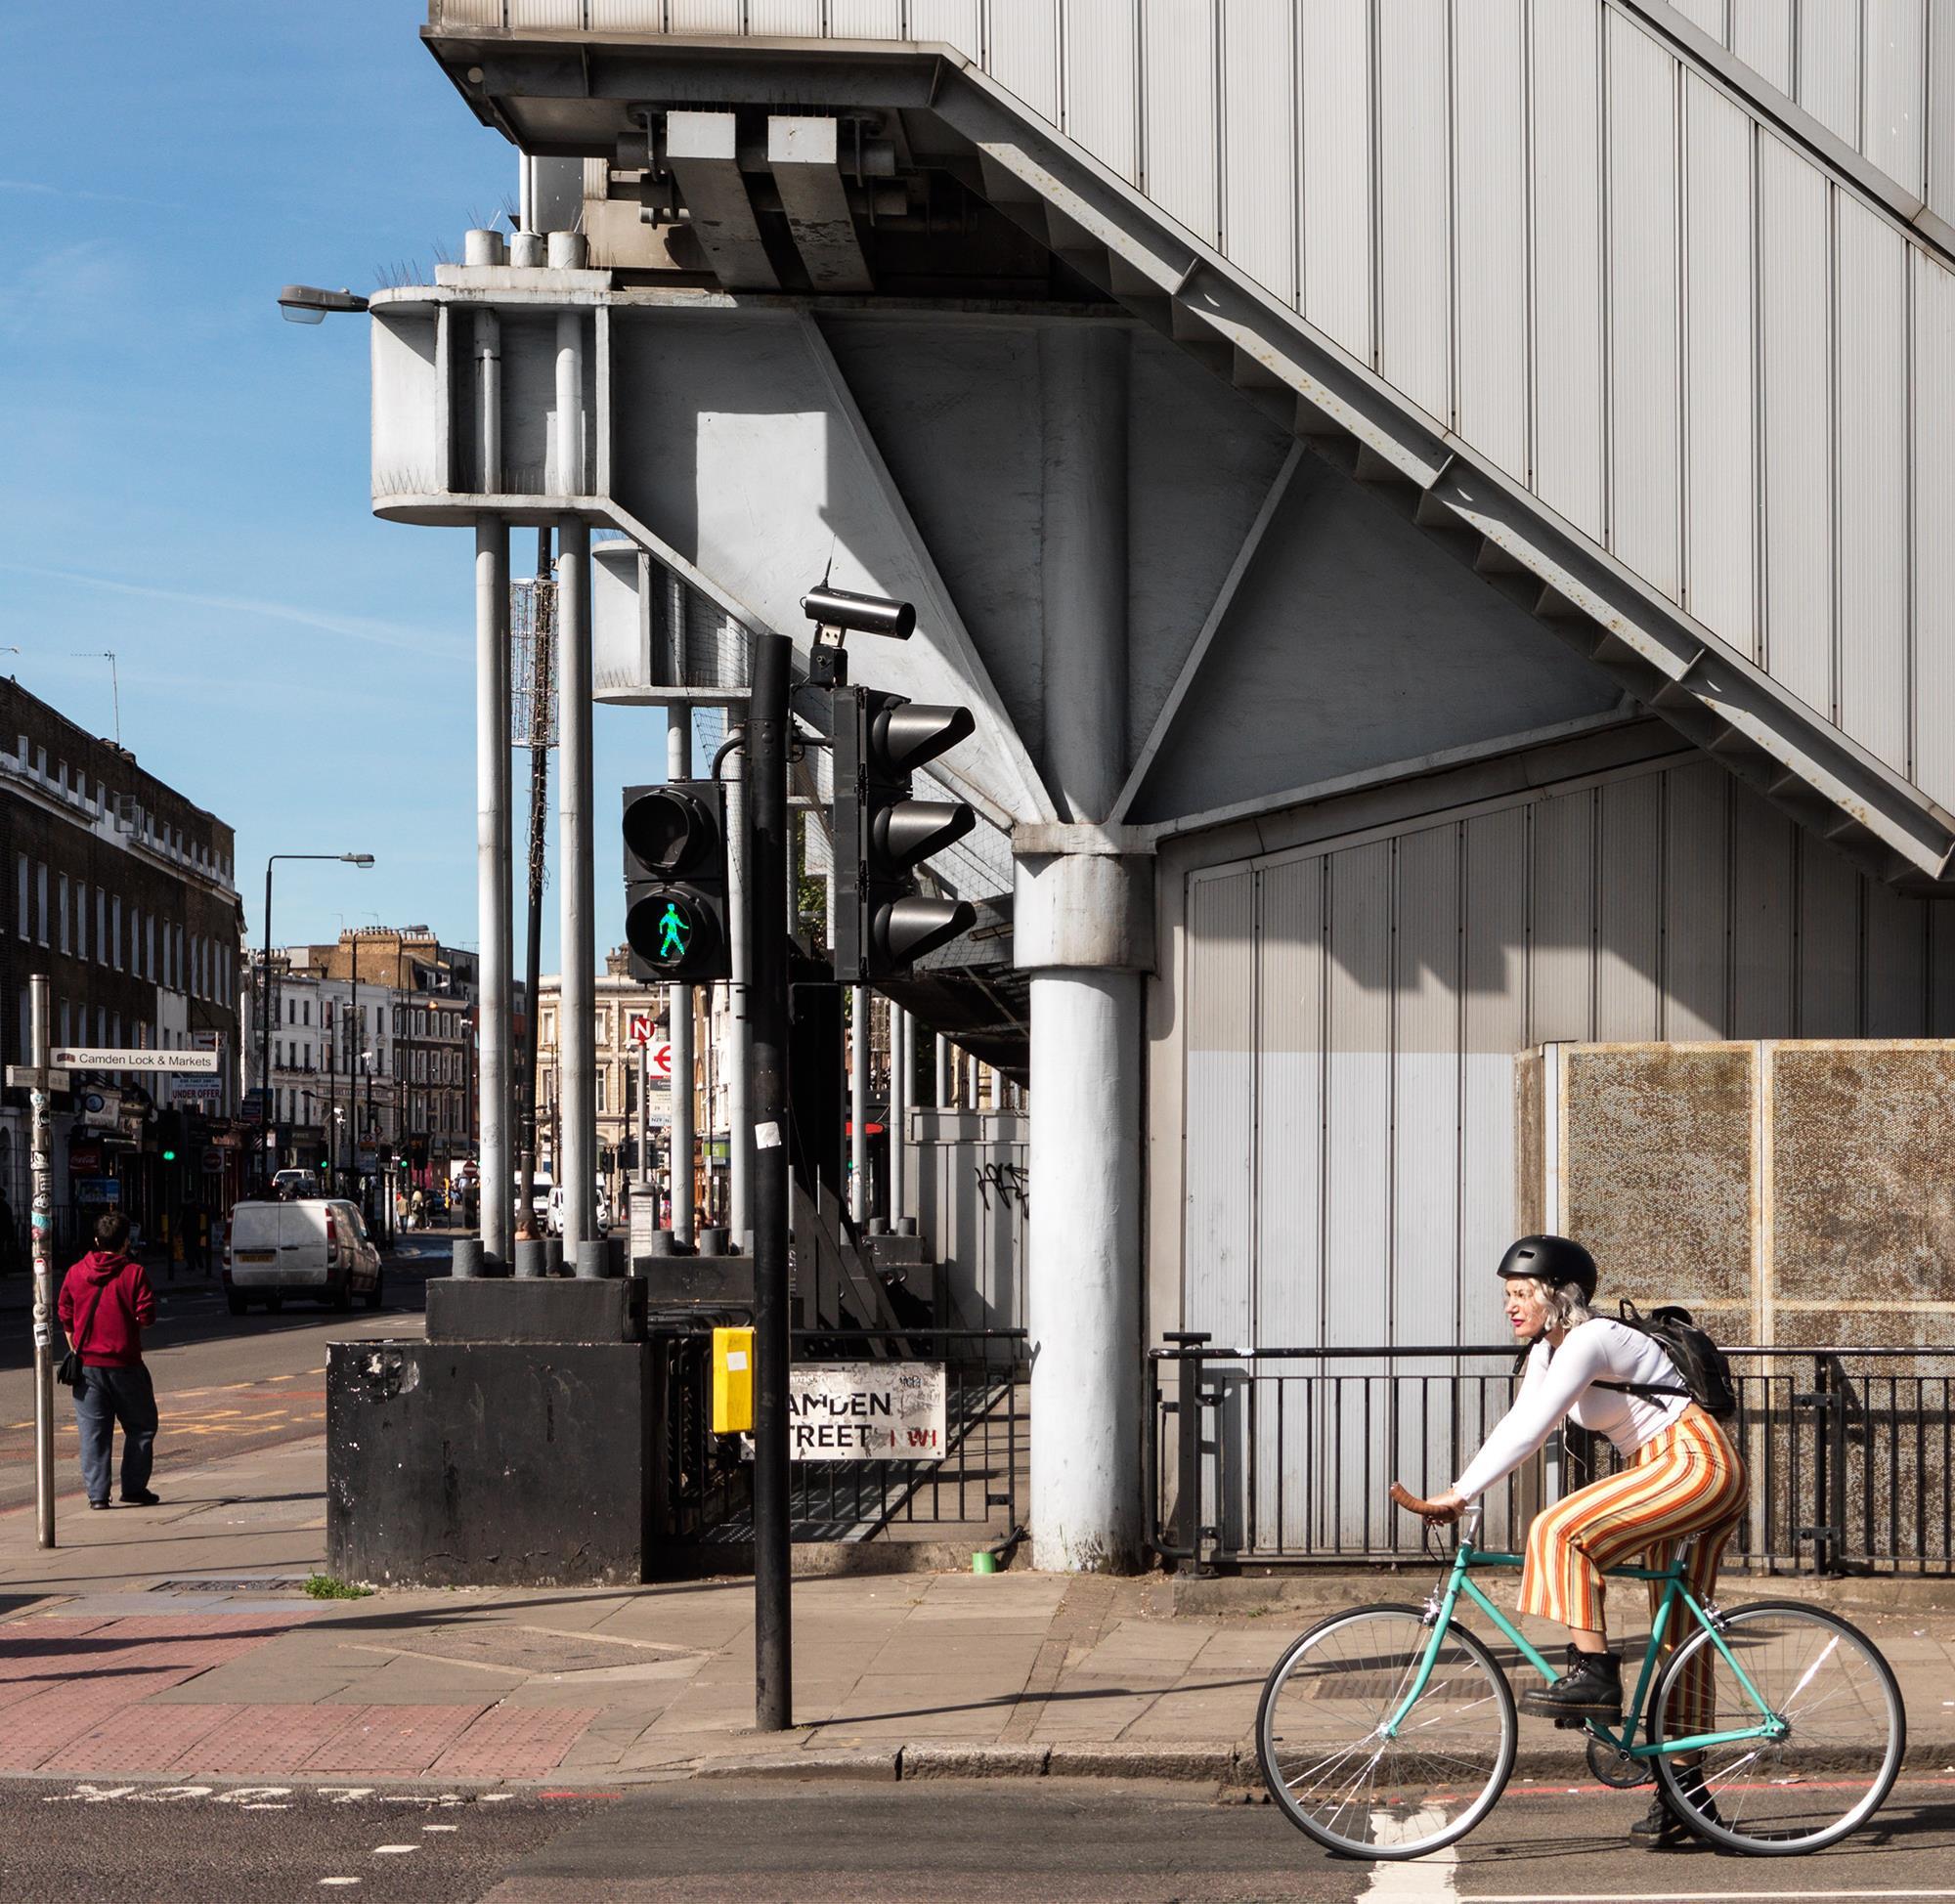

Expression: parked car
xmin=225 ymin=1197 xmax=383 ymax=1315
xmin=542 ymin=1184 xmax=610 ymax=1239
xmin=271 ymin=1167 xmax=321 ymax=1201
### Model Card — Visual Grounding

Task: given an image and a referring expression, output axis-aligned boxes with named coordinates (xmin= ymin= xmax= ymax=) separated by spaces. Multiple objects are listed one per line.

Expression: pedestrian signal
xmin=623 ymin=780 xmax=731 ymax=983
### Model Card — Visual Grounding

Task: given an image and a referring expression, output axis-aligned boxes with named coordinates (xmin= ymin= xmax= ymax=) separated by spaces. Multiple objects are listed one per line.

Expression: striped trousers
xmin=1520 ymin=1408 xmax=1747 ymax=1731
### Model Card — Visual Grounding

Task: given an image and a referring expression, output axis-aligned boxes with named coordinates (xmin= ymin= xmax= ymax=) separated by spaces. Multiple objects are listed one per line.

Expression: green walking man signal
xmin=622 ymin=781 xmax=731 ymax=983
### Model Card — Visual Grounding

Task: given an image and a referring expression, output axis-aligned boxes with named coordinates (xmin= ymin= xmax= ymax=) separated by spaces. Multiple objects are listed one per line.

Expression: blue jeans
xmin=73 ymin=1364 xmax=157 ymax=1503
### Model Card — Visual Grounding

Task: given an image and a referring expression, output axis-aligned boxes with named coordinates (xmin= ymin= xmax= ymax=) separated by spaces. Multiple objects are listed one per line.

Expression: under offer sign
xmin=787 ymin=1362 xmax=946 ymax=1462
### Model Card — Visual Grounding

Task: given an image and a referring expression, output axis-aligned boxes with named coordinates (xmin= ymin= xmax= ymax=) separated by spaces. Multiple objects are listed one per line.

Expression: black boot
xmin=1630 ymin=1766 xmax=1721 ymax=1847
xmin=1519 ymin=1644 xmax=1622 ymax=1721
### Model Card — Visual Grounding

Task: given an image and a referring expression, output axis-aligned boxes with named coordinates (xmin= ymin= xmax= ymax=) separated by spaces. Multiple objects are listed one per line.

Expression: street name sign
xmin=5 ymin=1066 xmax=68 ymax=1092
xmin=53 ymin=1048 xmax=221 ymax=1075
xmin=787 ymin=1362 xmax=945 ymax=1461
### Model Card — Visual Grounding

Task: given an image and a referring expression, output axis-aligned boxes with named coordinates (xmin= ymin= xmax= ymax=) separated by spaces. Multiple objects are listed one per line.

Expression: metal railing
xmin=1149 ymin=1335 xmax=1955 ymax=1576
xmin=652 ymin=1323 xmax=1028 ymax=1547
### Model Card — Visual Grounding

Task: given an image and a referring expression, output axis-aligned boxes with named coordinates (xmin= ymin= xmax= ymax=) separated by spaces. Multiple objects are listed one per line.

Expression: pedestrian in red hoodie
xmin=57 ymin=1212 xmax=159 ymax=1509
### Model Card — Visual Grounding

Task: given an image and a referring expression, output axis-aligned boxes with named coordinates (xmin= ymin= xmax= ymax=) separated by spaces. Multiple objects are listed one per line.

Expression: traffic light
xmin=833 ymin=687 xmax=978 ymax=981
xmin=623 ymin=779 xmax=731 ymax=982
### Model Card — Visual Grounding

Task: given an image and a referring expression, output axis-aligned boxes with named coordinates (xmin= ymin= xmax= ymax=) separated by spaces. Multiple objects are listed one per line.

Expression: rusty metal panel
xmin=1062 ymin=0 xmax=1139 ymax=183
xmin=1394 ymin=825 xmax=1461 ymax=1332
xmin=1184 ymin=867 xmax=1257 ymax=1346
xmin=1769 ymin=1044 xmax=1955 ymax=1339
xmin=1663 ymin=757 xmax=1730 ymax=1039
xmin=1325 ymin=841 xmax=1392 ymax=1351
xmin=1795 ymin=835 xmax=1862 ymax=1035
xmin=1595 ymin=772 xmax=1662 ymax=1041
xmin=1916 ymin=253 xmax=1955 ymax=810
xmin=1530 ymin=0 xmax=1605 ymax=539
xmin=1560 ymin=1043 xmax=1758 ymax=1332
xmin=1682 ymin=75 xmax=1759 ymax=656
xmin=1758 ymin=134 xmax=1835 ymax=718
xmin=1219 ymin=0 xmax=1297 ymax=304
xmin=1376 ymin=0 xmax=1452 ymax=422
xmin=1529 ymin=786 xmax=1595 ymax=1044
xmin=1729 ymin=783 xmax=1797 ymax=1036
xmin=1139 ymin=0 xmax=1219 ymax=244
xmin=1299 ymin=0 xmax=1374 ymax=365
xmin=1607 ymin=14 xmax=1683 ymax=601
xmin=987 ymin=0 xmax=1059 ymax=122
xmin=1454 ymin=0 xmax=1529 ymax=481
xmin=1836 ymin=197 xmax=1912 ymax=774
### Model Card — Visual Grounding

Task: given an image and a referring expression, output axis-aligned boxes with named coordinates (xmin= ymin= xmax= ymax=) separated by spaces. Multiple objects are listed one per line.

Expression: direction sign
xmin=5 ymin=1065 xmax=68 ymax=1092
xmin=53 ymin=1048 xmax=221 ymax=1075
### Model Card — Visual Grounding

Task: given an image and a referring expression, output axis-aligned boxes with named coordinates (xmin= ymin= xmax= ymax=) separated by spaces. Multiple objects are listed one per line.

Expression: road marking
xmin=422 ymin=1824 xmax=459 ymax=1833
xmin=318 ymin=1882 xmax=360 ymax=1889
xmin=1365 ymin=1808 xmax=1457 ymax=1900
xmin=372 ymin=1844 xmax=419 ymax=1854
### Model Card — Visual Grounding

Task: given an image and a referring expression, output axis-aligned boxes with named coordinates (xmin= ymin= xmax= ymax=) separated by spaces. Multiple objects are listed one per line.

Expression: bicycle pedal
xmin=1553 ymin=1716 xmax=1586 ymax=1731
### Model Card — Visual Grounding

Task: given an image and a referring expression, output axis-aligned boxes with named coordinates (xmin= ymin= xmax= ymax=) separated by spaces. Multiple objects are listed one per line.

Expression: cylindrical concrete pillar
xmin=849 ymin=985 xmax=870 ymax=1224
xmin=474 ymin=517 xmax=513 ymax=1267
xmin=667 ymin=704 xmax=696 ymax=1247
xmin=1028 ymin=969 xmax=1143 ymax=1572
xmin=889 ymin=1003 xmax=909 ymax=1227
xmin=1039 ymin=325 xmax=1129 ymax=823
xmin=475 ymin=310 xmax=501 ymax=495
xmin=553 ymin=311 xmax=585 ymax=496
xmin=556 ymin=516 xmax=595 ymax=1252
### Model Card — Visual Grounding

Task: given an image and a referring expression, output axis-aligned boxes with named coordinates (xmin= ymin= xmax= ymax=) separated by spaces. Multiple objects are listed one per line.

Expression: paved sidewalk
xmin=2 ymin=1432 xmax=1953 ymax=1790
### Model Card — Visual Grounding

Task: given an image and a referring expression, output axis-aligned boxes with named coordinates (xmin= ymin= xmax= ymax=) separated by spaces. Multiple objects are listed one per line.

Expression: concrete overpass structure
xmin=376 ymin=1 xmax=1955 ymax=1571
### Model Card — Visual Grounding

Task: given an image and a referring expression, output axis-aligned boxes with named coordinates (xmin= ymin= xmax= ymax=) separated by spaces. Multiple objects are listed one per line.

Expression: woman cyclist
xmin=1401 ymin=1234 xmax=1747 ymax=1846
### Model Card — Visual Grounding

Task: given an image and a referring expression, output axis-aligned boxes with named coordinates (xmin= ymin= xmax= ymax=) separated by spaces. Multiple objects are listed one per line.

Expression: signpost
xmin=22 ymin=978 xmax=55 ymax=1548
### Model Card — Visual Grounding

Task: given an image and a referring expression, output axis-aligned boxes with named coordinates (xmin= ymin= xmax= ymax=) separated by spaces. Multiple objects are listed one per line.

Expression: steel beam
xmin=666 ymin=110 xmax=780 ymax=292
xmin=767 ymin=116 xmax=873 ymax=293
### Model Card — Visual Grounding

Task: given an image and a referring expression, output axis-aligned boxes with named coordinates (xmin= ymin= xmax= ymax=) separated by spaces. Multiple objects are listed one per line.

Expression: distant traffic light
xmin=832 ymin=687 xmax=978 ymax=981
xmin=623 ymin=780 xmax=732 ymax=982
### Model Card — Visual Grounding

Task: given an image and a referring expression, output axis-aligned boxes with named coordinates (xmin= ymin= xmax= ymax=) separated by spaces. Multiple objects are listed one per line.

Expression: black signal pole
xmin=748 ymin=630 xmax=793 ymax=1732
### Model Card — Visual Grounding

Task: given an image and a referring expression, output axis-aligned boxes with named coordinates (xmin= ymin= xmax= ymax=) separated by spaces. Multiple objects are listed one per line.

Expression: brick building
xmin=0 ymin=677 xmax=243 ymax=1253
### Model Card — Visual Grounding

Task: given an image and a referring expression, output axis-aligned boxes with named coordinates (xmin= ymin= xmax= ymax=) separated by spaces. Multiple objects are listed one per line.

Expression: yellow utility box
xmin=712 ymin=1325 xmax=756 ymax=1434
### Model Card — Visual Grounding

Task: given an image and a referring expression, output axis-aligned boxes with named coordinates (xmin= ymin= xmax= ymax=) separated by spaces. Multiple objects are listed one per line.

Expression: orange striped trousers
xmin=1520 ymin=1408 xmax=1746 ymax=1725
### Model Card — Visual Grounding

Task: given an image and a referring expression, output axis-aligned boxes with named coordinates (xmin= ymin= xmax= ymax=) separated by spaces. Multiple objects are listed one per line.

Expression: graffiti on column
xmin=28 ymin=1085 xmax=50 ymax=1349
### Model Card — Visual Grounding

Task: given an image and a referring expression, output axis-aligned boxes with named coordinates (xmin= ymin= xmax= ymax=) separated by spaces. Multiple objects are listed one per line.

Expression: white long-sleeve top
xmin=1451 ymin=1318 xmax=1690 ymax=1503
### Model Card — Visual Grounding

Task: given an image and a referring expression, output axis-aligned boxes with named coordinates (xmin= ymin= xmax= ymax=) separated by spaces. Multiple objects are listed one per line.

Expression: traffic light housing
xmin=833 ymin=687 xmax=978 ymax=981
xmin=623 ymin=779 xmax=731 ymax=982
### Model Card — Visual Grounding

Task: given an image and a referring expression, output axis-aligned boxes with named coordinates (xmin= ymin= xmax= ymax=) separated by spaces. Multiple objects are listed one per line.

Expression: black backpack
xmin=1595 ymin=1300 xmax=1740 ymax=1422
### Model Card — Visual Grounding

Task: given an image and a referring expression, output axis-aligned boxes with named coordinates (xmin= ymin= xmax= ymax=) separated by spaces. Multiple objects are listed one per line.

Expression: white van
xmin=543 ymin=1184 xmax=610 ymax=1238
xmin=225 ymin=1197 xmax=382 ymax=1315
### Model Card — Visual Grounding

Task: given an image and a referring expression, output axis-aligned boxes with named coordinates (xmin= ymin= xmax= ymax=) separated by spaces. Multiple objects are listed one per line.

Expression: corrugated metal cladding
xmin=1181 ymin=750 xmax=1954 ymax=1551
xmin=457 ymin=1 xmax=1955 ymax=819
xmin=1180 ymin=751 xmax=1955 ymax=1367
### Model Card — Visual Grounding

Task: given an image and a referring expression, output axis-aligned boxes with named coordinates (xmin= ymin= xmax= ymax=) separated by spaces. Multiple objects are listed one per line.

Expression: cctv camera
xmin=799 ymin=585 xmax=916 ymax=640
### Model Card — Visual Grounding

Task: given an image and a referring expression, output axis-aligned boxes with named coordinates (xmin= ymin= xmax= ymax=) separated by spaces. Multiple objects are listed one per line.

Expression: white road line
xmin=1364 ymin=1809 xmax=1459 ymax=1900
xmin=422 ymin=1824 xmax=459 ymax=1833
xmin=318 ymin=1882 xmax=361 ymax=1890
xmin=372 ymin=1844 xmax=419 ymax=1854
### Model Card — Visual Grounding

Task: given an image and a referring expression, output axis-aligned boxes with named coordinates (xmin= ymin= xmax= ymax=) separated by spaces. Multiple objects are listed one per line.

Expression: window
xmin=146 ymin=913 xmax=154 ymax=980
xmin=14 ymin=855 xmax=24 ymax=940
xmin=595 ymin=1011 xmax=610 ymax=1045
xmin=110 ymin=897 xmax=122 ymax=971
xmin=303 ymin=1000 xmax=311 ymax=1027
xmin=57 ymin=875 xmax=67 ymax=954
xmin=595 ymin=1070 xmax=607 ymax=1113
xmin=34 ymin=863 xmax=46 ymax=946
xmin=96 ymin=889 xmax=107 ymax=966
xmin=58 ymin=1002 xmax=68 ymax=1047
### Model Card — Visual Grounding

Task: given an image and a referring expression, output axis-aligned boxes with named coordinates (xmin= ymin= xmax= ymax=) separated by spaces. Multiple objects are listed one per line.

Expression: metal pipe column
xmin=475 ymin=516 xmax=512 ymax=1265
xmin=849 ymin=986 xmax=869 ymax=1223
xmin=556 ymin=518 xmax=595 ymax=1257
xmin=29 ymin=975 xmax=53 ymax=1549
xmin=889 ymin=1004 xmax=909 ymax=1226
xmin=724 ymin=724 xmax=751 ymax=1249
xmin=667 ymin=704 xmax=695 ymax=1246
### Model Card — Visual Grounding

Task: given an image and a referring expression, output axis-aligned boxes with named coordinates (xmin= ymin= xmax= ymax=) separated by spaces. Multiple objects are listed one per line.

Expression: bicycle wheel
xmin=1650 ymin=1601 xmax=1905 ymax=1855
xmin=1256 ymin=1602 xmax=1516 ymax=1859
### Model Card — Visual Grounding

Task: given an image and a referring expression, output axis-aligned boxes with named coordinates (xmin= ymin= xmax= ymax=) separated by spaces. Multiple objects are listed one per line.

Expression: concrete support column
xmin=889 ymin=1004 xmax=909 ymax=1226
xmin=552 ymin=311 xmax=585 ymax=497
xmin=556 ymin=517 xmax=595 ymax=1254
xmin=935 ymin=1033 xmax=948 ymax=1107
xmin=849 ymin=985 xmax=869 ymax=1224
xmin=1039 ymin=325 xmax=1129 ymax=823
xmin=474 ymin=517 xmax=512 ymax=1265
xmin=667 ymin=704 xmax=695 ymax=1246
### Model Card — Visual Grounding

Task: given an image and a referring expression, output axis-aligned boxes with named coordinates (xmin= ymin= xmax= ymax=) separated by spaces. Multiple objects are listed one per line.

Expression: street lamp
xmin=278 ymin=285 xmax=369 ymax=325
xmin=260 ymin=853 xmax=373 ymax=1193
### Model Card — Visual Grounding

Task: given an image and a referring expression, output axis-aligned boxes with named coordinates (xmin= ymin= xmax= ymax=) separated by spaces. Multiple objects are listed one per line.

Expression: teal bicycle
xmin=1256 ymin=1486 xmax=1905 ymax=1859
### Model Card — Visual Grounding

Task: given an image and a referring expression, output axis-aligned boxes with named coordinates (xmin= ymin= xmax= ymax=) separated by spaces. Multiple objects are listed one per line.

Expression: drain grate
xmin=149 ymin=1576 xmax=315 ymax=1594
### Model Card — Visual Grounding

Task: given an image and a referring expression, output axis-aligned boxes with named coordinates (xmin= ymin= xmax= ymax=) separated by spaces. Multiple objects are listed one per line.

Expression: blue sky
xmin=1 ymin=2 xmax=648 ymax=971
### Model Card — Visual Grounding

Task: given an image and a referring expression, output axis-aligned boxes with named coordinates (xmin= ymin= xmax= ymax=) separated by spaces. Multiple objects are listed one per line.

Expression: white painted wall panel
xmin=1393 ymin=827 xmax=1460 ymax=1331
xmin=668 ymin=0 xmax=745 ymax=30
xmin=1607 ymin=16 xmax=1683 ymax=600
xmin=1375 ymin=0 xmax=1452 ymax=422
xmin=747 ymin=1 xmax=823 ymax=32
xmin=1730 ymin=0 xmax=1795 ymax=94
xmin=1219 ymin=0 xmax=1296 ymax=303
xmin=1299 ymin=0 xmax=1375 ymax=365
xmin=1863 ymin=0 xmax=1928 ymax=196
xmin=1796 ymin=832 xmax=1861 ymax=1034
xmin=1325 ymin=843 xmax=1392 ymax=1352
xmin=1758 ymin=136 xmax=1833 ymax=717
xmin=1663 ymin=758 xmax=1730 ymax=1037
xmin=1864 ymin=874 xmax=1928 ymax=1035
xmin=1798 ymin=0 xmax=1863 ymax=147
xmin=987 ymin=0 xmax=1059 ymax=122
xmin=1140 ymin=0 xmax=1218 ymax=244
xmin=1915 ymin=254 xmax=1955 ymax=810
xmin=1729 ymin=788 xmax=1796 ymax=1035
xmin=589 ymin=1 xmax=667 ymax=24
xmin=1932 ymin=16 xmax=1955 ymax=230
xmin=1529 ymin=789 xmax=1595 ymax=1042
xmin=1835 ymin=197 xmax=1912 ymax=775
xmin=1530 ymin=0 xmax=1606 ymax=539
xmin=1184 ymin=869 xmax=1256 ymax=1346
xmin=1594 ymin=772 xmax=1662 ymax=1039
xmin=1063 ymin=0 xmax=1140 ymax=183
xmin=907 ymin=0 xmax=980 ymax=60
xmin=1682 ymin=76 xmax=1758 ymax=655
xmin=826 ymin=0 xmax=903 ymax=37
xmin=1454 ymin=0 xmax=1528 ymax=480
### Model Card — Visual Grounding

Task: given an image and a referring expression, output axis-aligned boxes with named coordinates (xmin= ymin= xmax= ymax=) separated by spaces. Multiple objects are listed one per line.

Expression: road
xmin=0 ymin=1238 xmax=450 ymax=1514
xmin=1 ymin=1776 xmax=1952 ymax=1903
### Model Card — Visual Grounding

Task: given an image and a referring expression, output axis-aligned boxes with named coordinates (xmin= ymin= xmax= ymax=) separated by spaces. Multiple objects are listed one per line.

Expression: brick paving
xmin=432 ymin=1705 xmax=603 ymax=1778
xmin=41 ymin=1701 xmax=240 ymax=1774
xmin=303 ymin=1703 xmax=491 ymax=1774
xmin=181 ymin=1703 xmax=386 ymax=1777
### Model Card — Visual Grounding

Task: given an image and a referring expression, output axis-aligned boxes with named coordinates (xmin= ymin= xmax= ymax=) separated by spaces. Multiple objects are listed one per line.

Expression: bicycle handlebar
xmin=1390 ymin=1481 xmax=1462 ymax=1526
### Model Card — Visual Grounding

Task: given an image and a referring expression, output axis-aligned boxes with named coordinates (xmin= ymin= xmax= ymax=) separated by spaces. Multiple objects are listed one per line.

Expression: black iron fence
xmin=650 ymin=1322 xmax=1028 ymax=1545
xmin=1149 ymin=1335 xmax=1955 ymax=1576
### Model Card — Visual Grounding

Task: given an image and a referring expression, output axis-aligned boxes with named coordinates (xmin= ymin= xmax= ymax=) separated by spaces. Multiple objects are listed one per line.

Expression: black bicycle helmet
xmin=1496 ymin=1233 xmax=1596 ymax=1303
